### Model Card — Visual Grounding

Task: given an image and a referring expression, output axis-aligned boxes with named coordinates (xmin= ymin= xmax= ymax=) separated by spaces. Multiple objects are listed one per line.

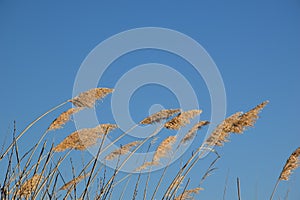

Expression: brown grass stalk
xmin=0 ymin=101 xmax=68 ymax=160
xmin=99 ymin=125 xmax=164 ymax=198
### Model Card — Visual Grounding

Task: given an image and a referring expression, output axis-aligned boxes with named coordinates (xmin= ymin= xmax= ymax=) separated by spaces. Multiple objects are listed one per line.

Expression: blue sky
xmin=0 ymin=1 xmax=300 ymax=199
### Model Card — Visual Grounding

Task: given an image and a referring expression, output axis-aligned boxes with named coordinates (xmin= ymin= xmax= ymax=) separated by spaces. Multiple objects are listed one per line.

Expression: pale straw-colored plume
xmin=105 ymin=141 xmax=141 ymax=160
xmin=134 ymin=136 xmax=177 ymax=171
xmin=70 ymin=88 xmax=114 ymax=108
xmin=53 ymin=124 xmax=117 ymax=152
xmin=205 ymin=100 xmax=268 ymax=146
xmin=134 ymin=161 xmax=160 ymax=171
xmin=228 ymin=100 xmax=269 ymax=134
xmin=205 ymin=112 xmax=242 ymax=146
xmin=48 ymin=107 xmax=84 ymax=131
xmin=279 ymin=147 xmax=300 ymax=180
xmin=174 ymin=187 xmax=203 ymax=200
xmin=164 ymin=110 xmax=202 ymax=130
xmin=140 ymin=109 xmax=181 ymax=125
xmin=16 ymin=174 xmax=43 ymax=198
xmin=153 ymin=135 xmax=177 ymax=162
xmin=180 ymin=121 xmax=210 ymax=145
xmin=60 ymin=173 xmax=90 ymax=190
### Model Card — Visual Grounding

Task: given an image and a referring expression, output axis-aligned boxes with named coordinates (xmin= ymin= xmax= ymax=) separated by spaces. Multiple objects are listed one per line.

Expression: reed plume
xmin=205 ymin=101 xmax=268 ymax=146
xmin=270 ymin=147 xmax=300 ymax=200
xmin=174 ymin=187 xmax=203 ymax=200
xmin=164 ymin=110 xmax=202 ymax=130
xmin=228 ymin=100 xmax=269 ymax=134
xmin=70 ymin=88 xmax=114 ymax=108
xmin=279 ymin=147 xmax=300 ymax=181
xmin=48 ymin=107 xmax=84 ymax=131
xmin=153 ymin=135 xmax=177 ymax=162
xmin=16 ymin=174 xmax=43 ymax=198
xmin=134 ymin=161 xmax=160 ymax=171
xmin=205 ymin=112 xmax=242 ymax=146
xmin=134 ymin=136 xmax=177 ymax=171
xmin=105 ymin=141 xmax=141 ymax=160
xmin=140 ymin=109 xmax=181 ymax=125
xmin=180 ymin=121 xmax=210 ymax=145
xmin=59 ymin=173 xmax=90 ymax=190
xmin=53 ymin=124 xmax=117 ymax=152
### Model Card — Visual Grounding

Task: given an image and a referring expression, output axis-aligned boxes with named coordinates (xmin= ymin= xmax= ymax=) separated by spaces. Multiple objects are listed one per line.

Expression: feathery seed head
xmin=53 ymin=124 xmax=117 ymax=152
xmin=134 ymin=161 xmax=160 ymax=171
xmin=180 ymin=121 xmax=210 ymax=145
xmin=16 ymin=174 xmax=43 ymax=197
xmin=205 ymin=100 xmax=268 ymax=146
xmin=164 ymin=110 xmax=202 ymax=130
xmin=279 ymin=147 xmax=300 ymax=180
xmin=174 ymin=187 xmax=203 ymax=200
xmin=153 ymin=135 xmax=177 ymax=162
xmin=48 ymin=107 xmax=84 ymax=131
xmin=140 ymin=109 xmax=181 ymax=124
xmin=70 ymin=88 xmax=114 ymax=108
xmin=60 ymin=173 xmax=90 ymax=190
xmin=105 ymin=141 xmax=141 ymax=160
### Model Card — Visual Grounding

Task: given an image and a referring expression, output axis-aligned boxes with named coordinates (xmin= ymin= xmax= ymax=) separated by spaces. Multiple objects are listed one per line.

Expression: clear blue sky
xmin=0 ymin=1 xmax=300 ymax=199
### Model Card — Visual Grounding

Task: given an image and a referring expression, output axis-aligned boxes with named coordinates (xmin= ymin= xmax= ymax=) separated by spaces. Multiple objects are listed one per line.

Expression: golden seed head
xmin=164 ymin=110 xmax=202 ymax=130
xmin=48 ymin=107 xmax=84 ymax=131
xmin=180 ymin=121 xmax=210 ymax=145
xmin=70 ymin=88 xmax=114 ymax=108
xmin=279 ymin=147 xmax=300 ymax=181
xmin=174 ymin=187 xmax=203 ymax=200
xmin=60 ymin=173 xmax=90 ymax=190
xmin=17 ymin=174 xmax=43 ymax=197
xmin=53 ymin=124 xmax=117 ymax=152
xmin=153 ymin=135 xmax=177 ymax=162
xmin=140 ymin=109 xmax=181 ymax=124
xmin=134 ymin=161 xmax=160 ymax=171
xmin=205 ymin=100 xmax=268 ymax=146
xmin=105 ymin=141 xmax=141 ymax=160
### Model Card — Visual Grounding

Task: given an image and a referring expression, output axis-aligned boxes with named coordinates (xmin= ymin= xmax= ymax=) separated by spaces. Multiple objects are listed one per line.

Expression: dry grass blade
xmin=153 ymin=135 xmax=177 ymax=163
xmin=53 ymin=124 xmax=117 ymax=152
xmin=60 ymin=173 xmax=90 ymax=190
xmin=167 ymin=175 xmax=185 ymax=197
xmin=48 ymin=107 xmax=84 ymax=131
xmin=164 ymin=110 xmax=202 ymax=130
xmin=180 ymin=121 xmax=210 ymax=145
xmin=174 ymin=187 xmax=203 ymax=200
xmin=279 ymin=147 xmax=300 ymax=181
xmin=140 ymin=109 xmax=181 ymax=124
xmin=16 ymin=174 xmax=43 ymax=198
xmin=70 ymin=88 xmax=114 ymax=108
xmin=105 ymin=141 xmax=141 ymax=160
